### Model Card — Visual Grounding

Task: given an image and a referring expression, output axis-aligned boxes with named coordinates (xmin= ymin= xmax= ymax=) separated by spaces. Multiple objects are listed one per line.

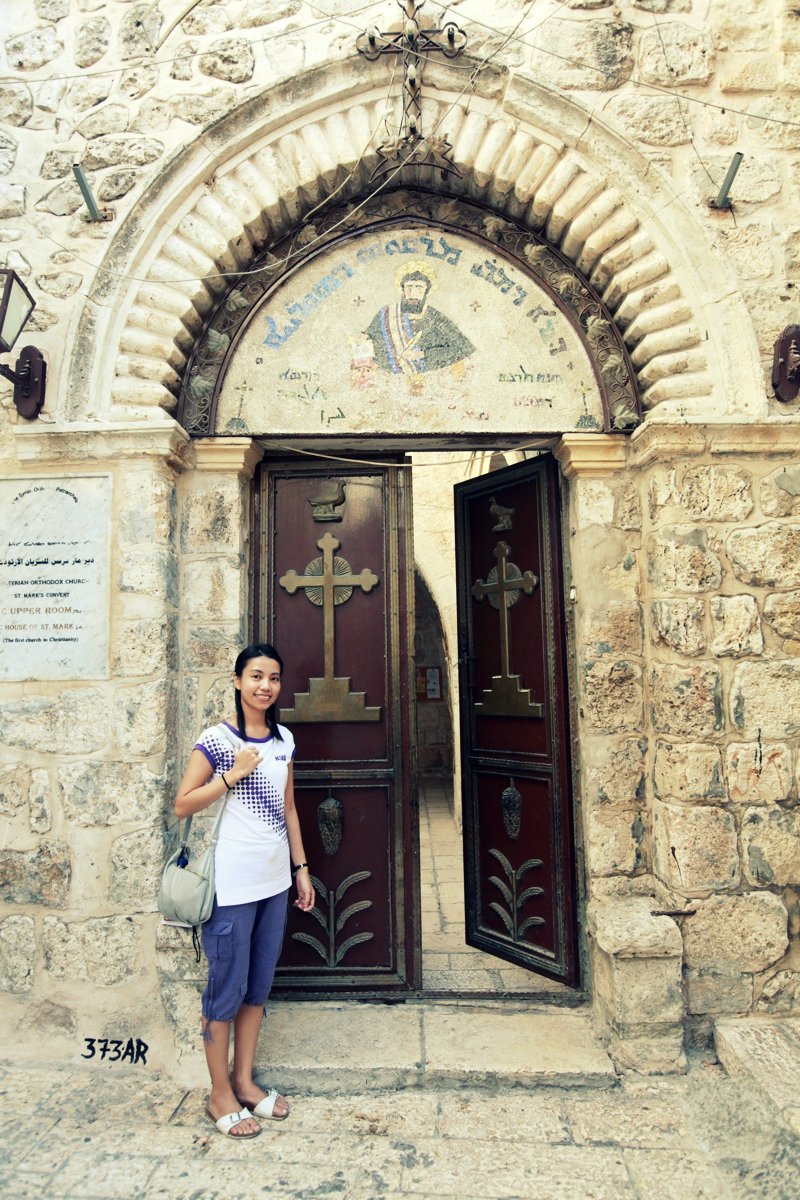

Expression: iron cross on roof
xmin=356 ymin=0 xmax=467 ymax=182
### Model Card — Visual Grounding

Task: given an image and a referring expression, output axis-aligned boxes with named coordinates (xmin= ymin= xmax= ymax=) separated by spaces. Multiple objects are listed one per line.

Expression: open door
xmin=455 ymin=455 xmax=578 ymax=987
xmin=259 ymin=460 xmax=419 ymax=996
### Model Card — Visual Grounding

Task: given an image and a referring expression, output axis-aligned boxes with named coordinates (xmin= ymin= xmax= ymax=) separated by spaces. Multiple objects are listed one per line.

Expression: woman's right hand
xmin=231 ymin=746 xmax=262 ymax=783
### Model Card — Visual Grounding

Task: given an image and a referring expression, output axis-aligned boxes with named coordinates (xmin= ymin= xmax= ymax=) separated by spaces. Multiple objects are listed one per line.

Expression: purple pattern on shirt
xmin=194 ymin=727 xmax=289 ymax=841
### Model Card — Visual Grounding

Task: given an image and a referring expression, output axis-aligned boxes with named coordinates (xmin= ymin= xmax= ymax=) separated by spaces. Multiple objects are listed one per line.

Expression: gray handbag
xmin=158 ymin=723 xmax=241 ymax=929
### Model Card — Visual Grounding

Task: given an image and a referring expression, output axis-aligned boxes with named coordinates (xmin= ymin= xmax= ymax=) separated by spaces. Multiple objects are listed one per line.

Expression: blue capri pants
xmin=201 ymin=890 xmax=289 ymax=1023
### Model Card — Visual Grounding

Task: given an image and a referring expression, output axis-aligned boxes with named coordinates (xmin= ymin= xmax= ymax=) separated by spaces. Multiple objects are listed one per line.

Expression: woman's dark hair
xmin=233 ymin=643 xmax=284 ymax=741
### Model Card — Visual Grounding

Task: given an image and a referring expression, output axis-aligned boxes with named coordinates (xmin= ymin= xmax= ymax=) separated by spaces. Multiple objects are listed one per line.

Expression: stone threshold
xmin=715 ymin=1016 xmax=800 ymax=1139
xmin=228 ymin=999 xmax=618 ymax=1095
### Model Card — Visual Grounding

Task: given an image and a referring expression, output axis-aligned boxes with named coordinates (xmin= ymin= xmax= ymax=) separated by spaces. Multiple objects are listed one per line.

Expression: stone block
xmin=199 ymin=38 xmax=255 ymax=82
xmin=731 ymin=661 xmax=800 ymax=736
xmin=118 ymin=548 xmax=178 ymax=607
xmin=112 ymin=614 xmax=178 ymax=677
xmin=709 ymin=595 xmax=763 ymax=657
xmin=114 ymin=678 xmax=177 ymax=757
xmin=603 ymin=94 xmax=690 ymax=146
xmin=614 ymin=483 xmax=641 ymax=531
xmin=585 ymin=736 xmax=647 ymax=806
xmin=649 ymin=599 xmax=706 ymax=655
xmin=711 ymin=0 xmax=773 ymax=52
xmin=28 ymin=767 xmax=51 ymax=833
xmin=117 ymin=471 xmax=176 ymax=547
xmin=586 ymin=806 xmax=644 ymax=877
xmin=182 ymin=558 xmax=243 ymax=622
xmin=0 ymin=766 xmax=28 ymax=814
xmin=589 ymin=896 xmax=683 ymax=958
xmin=646 ymin=527 xmax=722 ymax=592
xmin=756 ymin=970 xmax=800 ymax=1013
xmin=637 ymin=24 xmax=714 ymax=86
xmin=720 ymin=54 xmax=779 ymax=93
xmin=0 ymin=842 xmax=71 ymax=906
xmin=81 ymin=136 xmax=164 ymax=170
xmin=67 ymin=77 xmax=113 ymax=111
xmin=180 ymin=478 xmax=244 ymax=553
xmin=653 ymin=801 xmax=739 ymax=896
xmin=170 ymin=87 xmax=236 ymax=126
xmin=183 ymin=624 xmax=241 ymax=672
xmin=654 ymin=741 xmax=724 ymax=804
xmin=691 ymin=156 xmax=781 ymax=213
xmin=686 ymin=968 xmax=753 ymax=1015
xmin=650 ymin=663 xmax=723 ymax=736
xmin=581 ymin=659 xmax=644 ymax=733
xmin=0 ymin=915 xmax=36 ymax=992
xmin=726 ymin=741 xmax=793 ymax=805
xmin=741 ymin=807 xmax=800 ymax=887
xmin=34 ymin=178 xmax=83 ymax=216
xmin=763 ymin=591 xmax=800 ymax=643
xmin=0 ymin=690 xmax=107 ymax=754
xmin=0 ymin=131 xmax=17 ymax=176
xmin=60 ymin=760 xmax=167 ymax=826
xmin=119 ymin=65 xmax=159 ymax=99
xmin=680 ymin=466 xmax=753 ymax=521
xmin=43 ymin=915 xmax=141 ymax=985
xmin=683 ymin=892 xmax=788 ymax=972
xmin=529 ymin=19 xmax=634 ymax=91
xmin=588 ymin=897 xmax=685 ymax=1073
xmin=745 ymin=97 xmax=800 ymax=149
xmin=710 ymin=224 xmax=774 ymax=281
xmin=97 ymin=169 xmax=138 ymax=201
xmin=5 ymin=27 xmax=64 ymax=71
xmin=76 ymin=103 xmax=129 ymax=139
xmin=75 ymin=16 xmax=110 ymax=68
xmin=575 ymin=480 xmax=615 ymax=527
xmin=582 ymin=604 xmax=642 ymax=657
xmin=110 ymin=826 xmax=166 ymax=909
xmin=761 ymin=465 xmax=800 ymax=517
xmin=728 ymin=524 xmax=800 ymax=588
xmin=0 ymin=83 xmax=33 ymax=126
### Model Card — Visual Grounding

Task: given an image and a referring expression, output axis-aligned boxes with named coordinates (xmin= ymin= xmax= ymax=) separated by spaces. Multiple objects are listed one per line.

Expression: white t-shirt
xmin=194 ymin=720 xmax=295 ymax=906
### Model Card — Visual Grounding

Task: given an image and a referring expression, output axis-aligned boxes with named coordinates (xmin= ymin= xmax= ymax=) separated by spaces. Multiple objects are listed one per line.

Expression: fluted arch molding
xmin=66 ymin=58 xmax=765 ymax=425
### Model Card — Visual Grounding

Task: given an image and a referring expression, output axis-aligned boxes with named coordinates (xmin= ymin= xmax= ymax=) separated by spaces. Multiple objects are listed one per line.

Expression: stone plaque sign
xmin=0 ymin=476 xmax=111 ymax=680
xmin=216 ymin=225 xmax=604 ymax=436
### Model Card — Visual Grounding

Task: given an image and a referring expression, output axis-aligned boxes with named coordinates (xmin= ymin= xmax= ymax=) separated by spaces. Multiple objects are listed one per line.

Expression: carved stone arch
xmin=66 ymin=58 xmax=765 ymax=425
xmin=177 ymin=192 xmax=641 ymax=436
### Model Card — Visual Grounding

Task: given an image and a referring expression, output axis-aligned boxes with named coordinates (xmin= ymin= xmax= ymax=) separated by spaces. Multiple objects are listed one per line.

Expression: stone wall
xmin=0 ymin=426 xmax=190 ymax=1069
xmin=1 ymin=0 xmax=800 ymax=1070
xmin=563 ymin=426 xmax=800 ymax=1056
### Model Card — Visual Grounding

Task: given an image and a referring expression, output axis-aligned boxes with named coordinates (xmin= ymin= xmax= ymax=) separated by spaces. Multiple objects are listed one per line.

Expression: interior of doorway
xmin=412 ymin=450 xmax=574 ymax=1001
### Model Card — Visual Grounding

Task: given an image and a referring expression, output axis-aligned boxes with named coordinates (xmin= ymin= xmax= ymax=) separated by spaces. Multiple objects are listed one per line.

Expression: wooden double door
xmin=257 ymin=454 xmax=577 ymax=996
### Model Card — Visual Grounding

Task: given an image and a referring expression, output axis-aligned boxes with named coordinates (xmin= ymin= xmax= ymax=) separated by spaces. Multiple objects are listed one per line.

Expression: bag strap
xmin=178 ymin=722 xmax=243 ymax=847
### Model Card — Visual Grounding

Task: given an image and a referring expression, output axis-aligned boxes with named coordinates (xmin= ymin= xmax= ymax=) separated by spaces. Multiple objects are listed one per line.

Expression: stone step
xmin=715 ymin=1016 xmax=800 ymax=1137
xmin=240 ymin=1000 xmax=617 ymax=1095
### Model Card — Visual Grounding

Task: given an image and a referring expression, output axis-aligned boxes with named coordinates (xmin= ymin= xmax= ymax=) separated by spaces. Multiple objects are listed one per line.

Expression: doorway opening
xmin=411 ymin=449 xmax=580 ymax=1003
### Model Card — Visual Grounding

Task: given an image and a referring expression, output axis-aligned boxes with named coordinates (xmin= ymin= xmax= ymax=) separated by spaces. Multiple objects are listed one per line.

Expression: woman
xmin=175 ymin=643 xmax=314 ymax=1139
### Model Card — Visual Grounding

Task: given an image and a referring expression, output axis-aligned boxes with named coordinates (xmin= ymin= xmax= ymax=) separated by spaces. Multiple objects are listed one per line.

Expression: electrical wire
xmin=0 ymin=1 xmax=532 ymax=291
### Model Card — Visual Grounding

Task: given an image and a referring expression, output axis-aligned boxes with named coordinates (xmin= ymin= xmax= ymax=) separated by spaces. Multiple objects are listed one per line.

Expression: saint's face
xmin=401 ymin=279 xmax=430 ymax=313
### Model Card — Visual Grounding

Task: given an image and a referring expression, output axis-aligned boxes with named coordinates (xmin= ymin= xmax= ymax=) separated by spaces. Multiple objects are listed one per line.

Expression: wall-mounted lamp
xmin=772 ymin=325 xmax=800 ymax=403
xmin=0 ymin=269 xmax=46 ymax=420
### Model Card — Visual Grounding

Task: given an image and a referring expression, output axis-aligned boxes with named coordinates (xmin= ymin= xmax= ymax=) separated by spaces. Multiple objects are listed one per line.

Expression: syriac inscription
xmin=0 ymin=476 xmax=111 ymax=680
xmin=216 ymin=226 xmax=603 ymax=436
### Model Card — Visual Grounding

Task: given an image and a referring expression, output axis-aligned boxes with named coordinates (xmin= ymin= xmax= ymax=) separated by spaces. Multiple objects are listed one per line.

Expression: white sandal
xmin=236 ymin=1088 xmax=289 ymax=1121
xmin=205 ymin=1104 xmax=261 ymax=1138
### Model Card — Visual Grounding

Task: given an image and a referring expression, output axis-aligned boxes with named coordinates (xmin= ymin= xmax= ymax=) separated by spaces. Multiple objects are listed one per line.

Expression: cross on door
xmin=279 ymin=532 xmax=382 ymax=722
xmin=471 ymin=540 xmax=543 ymax=718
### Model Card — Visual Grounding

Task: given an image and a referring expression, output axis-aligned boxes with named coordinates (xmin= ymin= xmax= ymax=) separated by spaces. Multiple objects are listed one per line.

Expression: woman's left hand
xmin=293 ymin=867 xmax=315 ymax=912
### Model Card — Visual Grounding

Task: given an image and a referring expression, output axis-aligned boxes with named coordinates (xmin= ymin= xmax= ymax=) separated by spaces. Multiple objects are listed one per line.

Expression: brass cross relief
xmin=471 ymin=540 xmax=543 ymax=718
xmin=279 ymin=531 xmax=381 ymax=722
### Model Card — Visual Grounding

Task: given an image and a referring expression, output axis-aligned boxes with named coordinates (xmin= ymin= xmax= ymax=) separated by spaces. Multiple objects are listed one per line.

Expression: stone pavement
xmin=2 ymin=1050 xmax=800 ymax=1200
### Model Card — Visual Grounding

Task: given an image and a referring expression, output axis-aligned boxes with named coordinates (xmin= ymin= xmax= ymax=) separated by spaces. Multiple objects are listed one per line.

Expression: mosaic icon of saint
xmin=363 ymin=262 xmax=475 ymax=378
